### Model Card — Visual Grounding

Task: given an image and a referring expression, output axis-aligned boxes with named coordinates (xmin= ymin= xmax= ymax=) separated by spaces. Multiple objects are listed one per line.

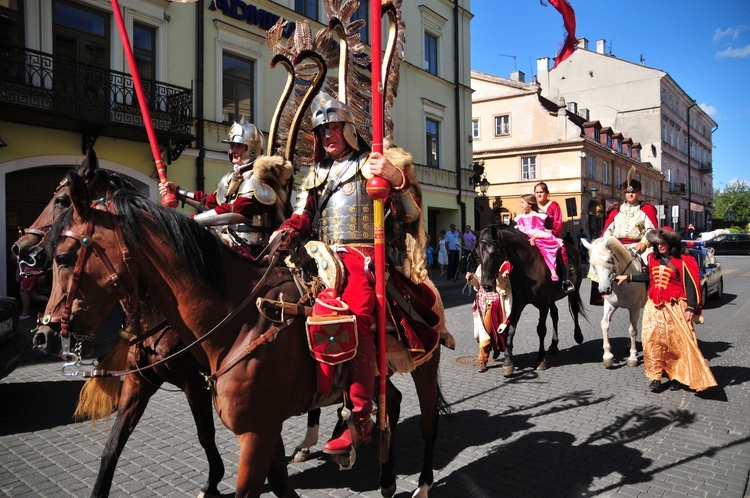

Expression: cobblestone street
xmin=2 ymin=264 xmax=750 ymax=497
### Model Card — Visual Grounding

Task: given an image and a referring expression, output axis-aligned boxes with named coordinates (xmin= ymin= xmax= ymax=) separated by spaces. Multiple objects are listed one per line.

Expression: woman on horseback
xmin=534 ymin=182 xmax=574 ymax=292
xmin=514 ymin=194 xmax=565 ymax=282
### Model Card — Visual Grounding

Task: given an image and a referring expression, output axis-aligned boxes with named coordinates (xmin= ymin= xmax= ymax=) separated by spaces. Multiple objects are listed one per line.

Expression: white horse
xmin=582 ymin=235 xmax=648 ymax=368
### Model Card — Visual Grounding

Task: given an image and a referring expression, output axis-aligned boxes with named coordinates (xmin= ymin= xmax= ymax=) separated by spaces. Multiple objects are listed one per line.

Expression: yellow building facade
xmin=0 ymin=0 xmax=473 ymax=295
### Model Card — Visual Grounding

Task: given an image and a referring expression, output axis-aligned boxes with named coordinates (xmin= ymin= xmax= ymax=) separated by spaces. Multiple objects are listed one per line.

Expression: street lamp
xmin=478 ymin=175 xmax=490 ymax=196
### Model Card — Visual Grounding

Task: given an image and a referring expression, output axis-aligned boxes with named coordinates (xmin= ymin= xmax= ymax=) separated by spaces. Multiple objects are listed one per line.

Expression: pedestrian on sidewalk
xmin=437 ymin=230 xmax=448 ymax=276
xmin=445 ymin=224 xmax=461 ymax=279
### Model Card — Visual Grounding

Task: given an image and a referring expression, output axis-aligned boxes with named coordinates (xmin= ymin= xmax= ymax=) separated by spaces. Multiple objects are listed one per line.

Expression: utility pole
xmin=686 ymin=101 xmax=697 ymax=230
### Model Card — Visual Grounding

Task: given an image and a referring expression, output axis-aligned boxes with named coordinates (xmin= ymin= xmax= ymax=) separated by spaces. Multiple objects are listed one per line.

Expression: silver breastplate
xmin=317 ymin=171 xmax=374 ymax=246
xmin=213 ymin=170 xmax=278 ymax=247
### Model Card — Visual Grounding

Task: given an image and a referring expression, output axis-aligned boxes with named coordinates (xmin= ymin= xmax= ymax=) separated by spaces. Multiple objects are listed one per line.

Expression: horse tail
xmin=568 ymin=288 xmax=588 ymax=322
xmin=73 ymin=336 xmax=129 ymax=423
xmin=436 ymin=383 xmax=453 ymax=419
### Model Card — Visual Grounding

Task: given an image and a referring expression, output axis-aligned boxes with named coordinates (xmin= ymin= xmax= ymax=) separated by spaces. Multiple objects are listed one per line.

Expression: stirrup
xmin=561 ymin=280 xmax=575 ymax=294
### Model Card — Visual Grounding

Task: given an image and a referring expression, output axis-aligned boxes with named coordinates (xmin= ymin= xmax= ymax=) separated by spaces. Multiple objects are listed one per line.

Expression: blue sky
xmin=469 ymin=0 xmax=750 ymax=192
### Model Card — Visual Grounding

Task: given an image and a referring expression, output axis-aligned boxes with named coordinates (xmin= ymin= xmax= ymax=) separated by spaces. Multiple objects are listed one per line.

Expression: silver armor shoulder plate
xmin=237 ymin=176 xmax=277 ymax=205
xmin=300 ymin=164 xmax=330 ymax=190
xmin=216 ymin=170 xmax=276 ymax=205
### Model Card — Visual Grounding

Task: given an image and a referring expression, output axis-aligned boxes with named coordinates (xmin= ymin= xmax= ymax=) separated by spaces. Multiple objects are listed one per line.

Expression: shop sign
xmin=209 ymin=0 xmax=296 ymax=37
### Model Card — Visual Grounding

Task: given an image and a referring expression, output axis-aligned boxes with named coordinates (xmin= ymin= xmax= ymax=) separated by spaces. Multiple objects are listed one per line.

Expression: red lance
xmin=364 ymin=0 xmax=390 ymax=462
xmin=111 ymin=0 xmax=177 ymax=208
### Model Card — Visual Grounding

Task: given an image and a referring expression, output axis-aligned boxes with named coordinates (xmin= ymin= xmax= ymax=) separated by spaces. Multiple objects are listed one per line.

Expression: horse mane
xmin=484 ymin=224 xmax=531 ymax=260
xmin=112 ymin=190 xmax=227 ymax=293
xmin=605 ymin=236 xmax=636 ymax=273
xmin=47 ymin=187 xmax=227 ymax=294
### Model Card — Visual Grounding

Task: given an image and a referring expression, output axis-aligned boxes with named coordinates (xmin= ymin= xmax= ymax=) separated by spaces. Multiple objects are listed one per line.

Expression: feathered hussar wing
xmin=265 ymin=0 xmax=404 ymax=166
xmin=382 ymin=0 xmax=406 ymax=143
xmin=265 ymin=18 xmax=285 ymax=53
xmin=338 ymin=0 xmax=360 ymax=26
xmin=323 ymin=0 xmax=344 ymax=19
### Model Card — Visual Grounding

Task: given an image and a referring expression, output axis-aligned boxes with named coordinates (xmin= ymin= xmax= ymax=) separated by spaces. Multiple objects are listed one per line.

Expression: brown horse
xmin=12 ymin=152 xmax=225 ymax=498
xmin=41 ymin=171 xmax=446 ymax=497
xmin=476 ymin=225 xmax=586 ymax=377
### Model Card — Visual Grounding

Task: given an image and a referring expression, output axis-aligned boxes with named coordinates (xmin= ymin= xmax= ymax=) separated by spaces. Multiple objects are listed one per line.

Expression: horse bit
xmin=41 ymin=208 xmax=139 ymax=377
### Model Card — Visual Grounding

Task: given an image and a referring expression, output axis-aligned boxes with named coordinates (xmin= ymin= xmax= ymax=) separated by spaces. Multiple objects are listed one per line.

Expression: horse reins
xmin=43 ymin=210 xmax=138 ymax=340
xmin=59 ymin=225 xmax=292 ymax=380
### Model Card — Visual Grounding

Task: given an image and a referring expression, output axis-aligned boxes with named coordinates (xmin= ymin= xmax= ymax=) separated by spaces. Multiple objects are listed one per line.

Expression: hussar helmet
xmin=310 ymin=92 xmax=359 ymax=161
xmin=222 ymin=122 xmax=264 ymax=164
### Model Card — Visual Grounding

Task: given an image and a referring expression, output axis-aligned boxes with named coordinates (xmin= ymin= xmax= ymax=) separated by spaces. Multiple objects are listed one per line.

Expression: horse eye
xmin=606 ymin=258 xmax=614 ymax=264
xmin=55 ymin=194 xmax=71 ymax=208
xmin=55 ymin=253 xmax=72 ymax=267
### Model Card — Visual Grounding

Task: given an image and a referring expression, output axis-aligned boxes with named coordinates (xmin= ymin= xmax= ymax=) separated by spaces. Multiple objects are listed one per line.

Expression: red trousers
xmin=338 ymin=248 xmax=376 ymax=420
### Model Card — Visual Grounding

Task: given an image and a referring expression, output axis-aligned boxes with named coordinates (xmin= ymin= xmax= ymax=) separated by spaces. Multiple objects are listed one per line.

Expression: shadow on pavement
xmin=0 ymin=380 xmax=84 ymax=435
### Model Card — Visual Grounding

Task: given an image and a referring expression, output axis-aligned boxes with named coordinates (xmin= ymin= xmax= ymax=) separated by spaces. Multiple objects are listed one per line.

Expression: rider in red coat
xmin=534 ymin=182 xmax=574 ymax=293
xmin=274 ymin=92 xmax=421 ymax=455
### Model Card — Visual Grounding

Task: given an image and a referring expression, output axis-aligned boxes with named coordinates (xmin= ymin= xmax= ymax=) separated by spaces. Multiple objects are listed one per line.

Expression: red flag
xmin=546 ymin=0 xmax=577 ymax=68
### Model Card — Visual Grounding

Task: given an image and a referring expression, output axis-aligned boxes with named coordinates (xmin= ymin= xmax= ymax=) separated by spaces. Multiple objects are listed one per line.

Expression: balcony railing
xmin=669 ymin=183 xmax=686 ymax=195
xmin=413 ymin=163 xmax=473 ymax=190
xmin=0 ymin=45 xmax=193 ymax=144
xmin=698 ymin=162 xmax=712 ymax=173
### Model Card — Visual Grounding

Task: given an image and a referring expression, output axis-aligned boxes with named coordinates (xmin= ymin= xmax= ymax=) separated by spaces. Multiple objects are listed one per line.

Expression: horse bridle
xmin=46 ymin=205 xmax=291 ymax=380
xmin=18 ymin=173 xmax=114 ymax=275
xmin=42 ymin=209 xmax=139 ymax=341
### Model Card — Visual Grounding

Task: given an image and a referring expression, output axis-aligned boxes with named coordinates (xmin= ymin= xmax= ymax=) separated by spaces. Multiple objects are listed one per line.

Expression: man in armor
xmin=273 ymin=92 xmax=422 ymax=455
xmin=159 ymin=122 xmax=292 ymax=259
xmin=602 ymin=177 xmax=658 ymax=258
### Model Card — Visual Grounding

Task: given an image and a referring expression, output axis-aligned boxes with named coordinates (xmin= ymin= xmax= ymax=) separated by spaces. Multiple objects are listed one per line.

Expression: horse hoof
xmin=626 ymin=358 xmax=639 ymax=367
xmin=536 ymin=359 xmax=547 ymax=371
xmin=603 ymin=358 xmax=614 ymax=369
xmin=502 ymin=365 xmax=515 ymax=377
xmin=411 ymin=483 xmax=432 ymax=498
xmin=197 ymin=491 xmax=221 ymax=498
xmin=574 ymin=329 xmax=584 ymax=345
xmin=548 ymin=343 xmax=559 ymax=355
xmin=331 ymin=453 xmax=352 ymax=469
xmin=292 ymin=447 xmax=311 ymax=463
xmin=380 ymin=482 xmax=397 ymax=497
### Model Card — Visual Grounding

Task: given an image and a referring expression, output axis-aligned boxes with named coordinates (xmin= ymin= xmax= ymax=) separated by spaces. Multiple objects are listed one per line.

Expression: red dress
xmin=640 ymin=253 xmax=717 ymax=391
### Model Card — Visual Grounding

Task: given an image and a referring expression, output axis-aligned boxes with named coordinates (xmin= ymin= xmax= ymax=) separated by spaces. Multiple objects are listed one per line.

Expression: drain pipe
xmin=194 ymin=0 xmax=205 ymax=191
xmin=453 ymin=0 xmax=466 ymax=228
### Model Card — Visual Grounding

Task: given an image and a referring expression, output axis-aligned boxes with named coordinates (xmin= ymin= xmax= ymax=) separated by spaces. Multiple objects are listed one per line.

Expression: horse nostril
xmin=11 ymin=243 xmax=20 ymax=257
xmin=32 ymin=332 xmax=47 ymax=347
xmin=482 ymin=285 xmax=494 ymax=292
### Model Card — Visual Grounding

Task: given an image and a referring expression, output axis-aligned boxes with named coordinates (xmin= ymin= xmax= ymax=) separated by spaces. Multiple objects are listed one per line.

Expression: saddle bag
xmin=305 ymin=289 xmax=358 ymax=393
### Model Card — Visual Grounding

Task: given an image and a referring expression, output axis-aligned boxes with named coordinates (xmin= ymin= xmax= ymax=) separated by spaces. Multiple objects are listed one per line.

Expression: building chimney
xmin=596 ymin=39 xmax=606 ymax=54
xmin=578 ymin=38 xmax=589 ymax=50
xmin=510 ymin=70 xmax=525 ymax=83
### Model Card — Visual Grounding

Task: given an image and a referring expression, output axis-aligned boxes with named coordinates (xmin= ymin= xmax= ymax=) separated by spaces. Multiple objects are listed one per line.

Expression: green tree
xmin=714 ymin=179 xmax=750 ymax=227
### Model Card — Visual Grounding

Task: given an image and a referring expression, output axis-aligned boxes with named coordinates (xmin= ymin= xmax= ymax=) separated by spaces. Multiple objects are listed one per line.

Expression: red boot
xmin=323 ymin=336 xmax=376 ymax=455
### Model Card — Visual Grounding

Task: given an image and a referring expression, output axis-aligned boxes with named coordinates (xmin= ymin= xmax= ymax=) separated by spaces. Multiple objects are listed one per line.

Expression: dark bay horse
xmin=40 ymin=171 xmax=445 ymax=497
xmin=12 ymin=152 xmax=225 ymax=498
xmin=476 ymin=224 xmax=585 ymax=377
